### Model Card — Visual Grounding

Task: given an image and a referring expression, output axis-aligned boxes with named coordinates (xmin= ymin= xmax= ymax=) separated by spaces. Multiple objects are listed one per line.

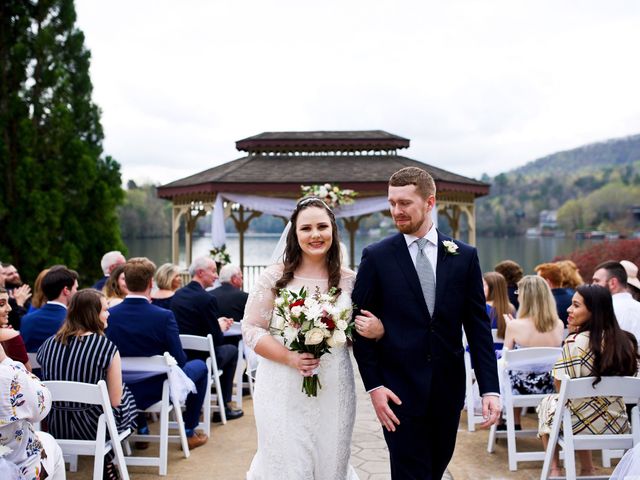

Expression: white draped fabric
xmin=210 ymin=192 xmax=406 ymax=248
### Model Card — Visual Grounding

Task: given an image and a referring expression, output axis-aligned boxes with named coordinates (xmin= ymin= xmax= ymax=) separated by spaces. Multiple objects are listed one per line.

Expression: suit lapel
xmin=434 ymin=231 xmax=451 ymax=315
xmin=391 ymin=233 xmax=430 ymax=314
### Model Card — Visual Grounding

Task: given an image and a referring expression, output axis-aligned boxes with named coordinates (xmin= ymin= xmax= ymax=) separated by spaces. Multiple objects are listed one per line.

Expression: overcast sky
xmin=74 ymin=0 xmax=640 ymax=186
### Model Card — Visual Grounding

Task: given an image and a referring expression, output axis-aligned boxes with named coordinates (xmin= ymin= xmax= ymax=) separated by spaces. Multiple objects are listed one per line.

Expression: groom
xmin=352 ymin=167 xmax=500 ymax=479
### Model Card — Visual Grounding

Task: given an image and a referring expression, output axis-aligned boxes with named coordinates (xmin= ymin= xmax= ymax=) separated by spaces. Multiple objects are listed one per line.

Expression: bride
xmin=242 ymin=197 xmax=383 ymax=479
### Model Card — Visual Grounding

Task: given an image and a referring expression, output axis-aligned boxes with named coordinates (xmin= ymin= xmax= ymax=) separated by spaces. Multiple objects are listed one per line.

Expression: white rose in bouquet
xmin=275 ymin=296 xmax=286 ymax=307
xmin=304 ymin=327 xmax=325 ymax=345
xmin=336 ymin=319 xmax=348 ymax=331
xmin=290 ymin=305 xmax=303 ymax=318
xmin=331 ymin=329 xmax=347 ymax=346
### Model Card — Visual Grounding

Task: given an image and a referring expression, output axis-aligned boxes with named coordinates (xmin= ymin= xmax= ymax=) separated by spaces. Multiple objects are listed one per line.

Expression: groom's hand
xmin=370 ymin=387 xmax=402 ymax=432
xmin=479 ymin=395 xmax=501 ymax=428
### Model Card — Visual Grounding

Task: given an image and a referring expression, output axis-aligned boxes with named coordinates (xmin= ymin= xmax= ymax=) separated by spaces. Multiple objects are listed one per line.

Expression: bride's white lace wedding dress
xmin=242 ymin=264 xmax=359 ymax=480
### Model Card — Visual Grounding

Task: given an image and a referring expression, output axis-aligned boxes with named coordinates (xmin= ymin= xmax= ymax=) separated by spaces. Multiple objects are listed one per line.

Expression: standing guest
xmin=495 ymin=260 xmax=524 ymax=311
xmin=0 ymin=343 xmax=65 ymax=480
xmin=27 ymin=268 xmax=50 ymax=313
xmin=92 ymin=251 xmax=126 ymax=291
xmin=535 ymin=262 xmax=573 ymax=326
xmin=537 ymin=285 xmax=639 ymax=477
xmin=21 ymin=266 xmax=78 ymax=352
xmin=106 ymin=257 xmax=209 ymax=450
xmin=103 ymin=264 xmax=129 ymax=308
xmin=150 ymin=263 xmax=182 ymax=309
xmin=483 ymin=271 xmax=515 ymax=351
xmin=0 ymin=287 xmax=31 ymax=370
xmin=557 ymin=259 xmax=584 ymax=291
xmin=171 ymin=257 xmax=243 ymax=421
xmin=592 ymin=260 xmax=640 ymax=344
xmin=37 ymin=289 xmax=137 ymax=479
xmin=502 ymin=275 xmax=564 ymax=429
xmin=0 ymin=263 xmax=31 ymax=330
xmin=621 ymin=260 xmax=640 ymax=302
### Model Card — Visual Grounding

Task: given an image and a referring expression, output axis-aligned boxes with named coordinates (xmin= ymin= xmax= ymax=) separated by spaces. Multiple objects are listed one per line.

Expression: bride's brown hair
xmin=274 ymin=197 xmax=342 ymax=293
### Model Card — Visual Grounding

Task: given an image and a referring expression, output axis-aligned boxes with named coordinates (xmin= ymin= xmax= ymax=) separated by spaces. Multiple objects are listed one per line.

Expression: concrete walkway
xmin=67 ymin=354 xmax=618 ymax=479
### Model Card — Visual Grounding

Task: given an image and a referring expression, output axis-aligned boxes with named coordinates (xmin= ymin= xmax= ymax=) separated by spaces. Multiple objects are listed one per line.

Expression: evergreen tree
xmin=0 ymin=0 xmax=124 ymax=284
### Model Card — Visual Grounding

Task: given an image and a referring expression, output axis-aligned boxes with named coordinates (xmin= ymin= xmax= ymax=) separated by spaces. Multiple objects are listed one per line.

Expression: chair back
xmin=558 ymin=375 xmax=640 ymax=404
xmin=120 ymin=354 xmax=169 ymax=372
xmin=27 ymin=352 xmax=41 ymax=369
xmin=44 ymin=379 xmax=108 ymax=405
xmin=502 ymin=346 xmax=562 ymax=373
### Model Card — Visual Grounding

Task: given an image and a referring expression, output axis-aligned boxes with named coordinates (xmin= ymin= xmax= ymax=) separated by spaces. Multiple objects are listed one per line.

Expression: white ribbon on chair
xmin=121 ymin=354 xmax=196 ymax=405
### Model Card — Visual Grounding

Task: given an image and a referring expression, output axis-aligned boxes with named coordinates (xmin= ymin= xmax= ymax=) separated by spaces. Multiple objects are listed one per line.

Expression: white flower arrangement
xmin=210 ymin=244 xmax=231 ymax=266
xmin=300 ymin=183 xmax=357 ymax=209
xmin=270 ymin=286 xmax=355 ymax=396
xmin=442 ymin=240 xmax=460 ymax=255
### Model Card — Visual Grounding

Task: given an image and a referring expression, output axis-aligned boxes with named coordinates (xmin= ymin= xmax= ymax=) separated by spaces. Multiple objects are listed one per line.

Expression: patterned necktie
xmin=415 ymin=237 xmax=436 ymax=316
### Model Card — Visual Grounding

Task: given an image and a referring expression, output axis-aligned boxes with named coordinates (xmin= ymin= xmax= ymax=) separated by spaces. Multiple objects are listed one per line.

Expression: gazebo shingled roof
xmin=157 ymin=130 xmax=490 ymax=269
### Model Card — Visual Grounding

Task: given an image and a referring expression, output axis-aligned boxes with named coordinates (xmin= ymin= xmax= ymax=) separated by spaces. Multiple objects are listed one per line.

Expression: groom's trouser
xmin=383 ymin=398 xmax=462 ymax=480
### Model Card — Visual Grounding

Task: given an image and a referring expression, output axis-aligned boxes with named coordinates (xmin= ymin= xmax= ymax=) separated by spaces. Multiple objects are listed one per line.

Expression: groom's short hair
xmin=389 ymin=167 xmax=436 ymax=199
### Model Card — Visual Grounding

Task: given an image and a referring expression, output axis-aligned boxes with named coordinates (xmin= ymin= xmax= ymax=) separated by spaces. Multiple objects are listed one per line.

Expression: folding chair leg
xmin=172 ymin=399 xmax=190 ymax=459
xmin=159 ymin=393 xmax=170 ymax=475
xmin=487 ymin=422 xmax=497 ymax=453
xmin=93 ymin=419 xmax=107 ymax=480
xmin=69 ymin=455 xmax=79 ymax=472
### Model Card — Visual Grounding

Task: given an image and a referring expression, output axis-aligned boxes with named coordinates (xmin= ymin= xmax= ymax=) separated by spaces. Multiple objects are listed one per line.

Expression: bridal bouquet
xmin=270 ymin=286 xmax=354 ymax=397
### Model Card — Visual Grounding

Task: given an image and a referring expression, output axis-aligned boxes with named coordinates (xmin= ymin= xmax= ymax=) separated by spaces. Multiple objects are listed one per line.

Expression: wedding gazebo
xmin=157 ymin=130 xmax=489 ymax=271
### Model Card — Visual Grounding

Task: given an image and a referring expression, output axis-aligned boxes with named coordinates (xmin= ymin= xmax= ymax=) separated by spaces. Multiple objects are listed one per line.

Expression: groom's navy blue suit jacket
xmin=352 ymin=231 xmax=499 ymax=416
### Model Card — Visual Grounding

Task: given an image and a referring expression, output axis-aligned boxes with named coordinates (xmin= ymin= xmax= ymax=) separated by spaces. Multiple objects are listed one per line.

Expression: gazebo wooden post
xmin=459 ymin=204 xmax=476 ymax=246
xmin=171 ymin=205 xmax=188 ymax=266
xmin=342 ymin=215 xmax=369 ymax=270
xmin=230 ymin=205 xmax=262 ymax=271
xmin=185 ymin=209 xmax=207 ymax=267
xmin=438 ymin=203 xmax=462 ymax=240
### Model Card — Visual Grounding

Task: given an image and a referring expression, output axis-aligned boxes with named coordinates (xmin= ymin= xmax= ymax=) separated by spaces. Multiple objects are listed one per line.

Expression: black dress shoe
xmin=212 ymin=407 xmax=244 ymax=422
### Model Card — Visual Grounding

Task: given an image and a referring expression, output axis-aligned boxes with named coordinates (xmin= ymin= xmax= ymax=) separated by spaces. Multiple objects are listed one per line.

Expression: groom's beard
xmin=393 ymin=213 xmax=428 ymax=235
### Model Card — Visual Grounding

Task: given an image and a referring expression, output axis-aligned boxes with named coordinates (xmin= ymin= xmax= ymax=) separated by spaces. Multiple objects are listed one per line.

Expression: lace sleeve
xmin=242 ymin=265 xmax=282 ymax=351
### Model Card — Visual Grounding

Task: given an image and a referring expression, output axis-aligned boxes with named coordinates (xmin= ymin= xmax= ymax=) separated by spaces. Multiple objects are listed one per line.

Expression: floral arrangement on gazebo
xmin=300 ymin=183 xmax=357 ymax=209
xmin=210 ymin=244 xmax=231 ymax=270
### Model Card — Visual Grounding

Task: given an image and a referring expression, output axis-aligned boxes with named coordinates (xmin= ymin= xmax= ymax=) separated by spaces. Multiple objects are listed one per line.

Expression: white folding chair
xmin=27 ymin=352 xmax=41 ymax=370
xmin=43 ymin=380 xmax=131 ymax=480
xmin=463 ymin=328 xmax=501 ymax=431
xmin=541 ymin=376 xmax=640 ymax=480
xmin=487 ymin=346 xmax=562 ymax=471
xmin=179 ymin=334 xmax=213 ymax=435
xmin=121 ymin=353 xmax=190 ymax=476
xmin=179 ymin=333 xmax=227 ymax=424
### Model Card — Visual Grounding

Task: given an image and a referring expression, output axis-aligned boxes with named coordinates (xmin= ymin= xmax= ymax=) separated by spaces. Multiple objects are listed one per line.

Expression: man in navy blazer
xmin=352 ymin=167 xmax=500 ymax=479
xmin=106 ymin=257 xmax=209 ymax=449
xmin=21 ymin=266 xmax=78 ymax=352
xmin=171 ymin=257 xmax=243 ymax=420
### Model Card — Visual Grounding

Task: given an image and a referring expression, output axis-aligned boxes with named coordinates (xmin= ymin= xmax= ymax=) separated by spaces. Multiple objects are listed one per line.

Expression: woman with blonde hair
xmin=483 ymin=271 xmax=515 ymax=349
xmin=151 ymin=263 xmax=182 ymax=309
xmin=501 ymin=275 xmax=564 ymax=429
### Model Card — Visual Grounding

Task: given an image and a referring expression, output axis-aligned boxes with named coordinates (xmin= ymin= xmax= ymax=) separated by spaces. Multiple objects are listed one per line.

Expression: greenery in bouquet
xmin=210 ymin=244 xmax=231 ymax=266
xmin=270 ymin=286 xmax=354 ymax=396
xmin=300 ymin=183 xmax=357 ymax=209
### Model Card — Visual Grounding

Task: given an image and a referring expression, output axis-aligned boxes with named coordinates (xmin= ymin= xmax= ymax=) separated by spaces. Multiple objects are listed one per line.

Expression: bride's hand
xmin=355 ymin=310 xmax=385 ymax=340
xmin=288 ymin=352 xmax=320 ymax=376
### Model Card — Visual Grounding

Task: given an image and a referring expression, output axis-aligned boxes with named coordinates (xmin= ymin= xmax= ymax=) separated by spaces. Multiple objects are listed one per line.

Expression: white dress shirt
xmin=613 ymin=292 xmax=640 ymax=343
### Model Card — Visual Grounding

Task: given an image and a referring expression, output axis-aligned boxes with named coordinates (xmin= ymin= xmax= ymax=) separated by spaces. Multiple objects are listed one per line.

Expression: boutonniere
xmin=442 ymin=240 xmax=459 ymax=255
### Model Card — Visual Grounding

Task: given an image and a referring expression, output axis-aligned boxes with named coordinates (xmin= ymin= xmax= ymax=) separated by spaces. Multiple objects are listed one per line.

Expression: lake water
xmin=125 ymin=234 xmax=600 ymax=276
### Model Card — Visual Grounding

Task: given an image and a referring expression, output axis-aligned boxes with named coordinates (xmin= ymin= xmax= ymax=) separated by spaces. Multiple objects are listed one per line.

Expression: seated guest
xmin=106 ymin=257 xmax=209 ymax=449
xmin=483 ymin=271 xmax=515 ymax=352
xmin=0 ymin=287 xmax=30 ymax=370
xmin=211 ymin=264 xmax=249 ymax=322
xmin=503 ymin=275 xmax=564 ymax=428
xmin=537 ymin=285 xmax=639 ymax=477
xmin=535 ymin=262 xmax=573 ymax=325
xmin=92 ymin=250 xmax=126 ymax=291
xmin=103 ymin=264 xmax=128 ymax=308
xmin=151 ymin=263 xmax=182 ymax=309
xmin=556 ymin=259 xmax=584 ymax=292
xmin=27 ymin=268 xmax=50 ymax=313
xmin=21 ymin=266 xmax=78 ymax=352
xmin=494 ymin=259 xmax=523 ymax=311
xmin=0 ymin=263 xmax=31 ymax=330
xmin=0 ymin=343 xmax=65 ymax=480
xmin=37 ymin=289 xmax=137 ymax=479
xmin=621 ymin=260 xmax=640 ymax=302
xmin=171 ymin=257 xmax=243 ymax=421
